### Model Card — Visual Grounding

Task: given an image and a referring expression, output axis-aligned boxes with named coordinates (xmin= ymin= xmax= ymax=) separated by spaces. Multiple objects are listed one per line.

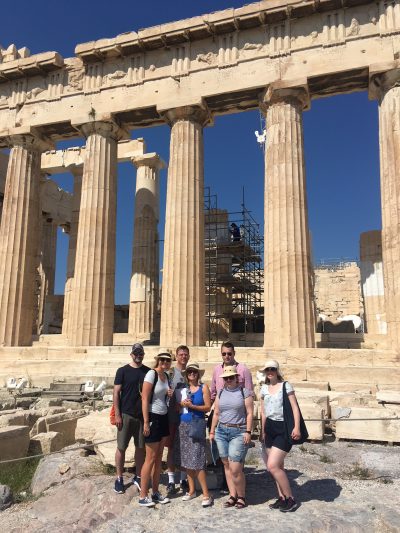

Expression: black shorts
xmin=264 ymin=418 xmax=292 ymax=453
xmin=145 ymin=412 xmax=170 ymax=444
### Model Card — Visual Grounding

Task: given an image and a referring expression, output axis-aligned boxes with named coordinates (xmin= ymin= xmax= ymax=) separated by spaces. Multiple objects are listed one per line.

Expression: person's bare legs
xmin=196 ymin=469 xmax=210 ymax=499
xmin=166 ymin=424 xmax=177 ymax=479
xmin=134 ymin=447 xmax=145 ymax=477
xmin=266 ymin=446 xmax=292 ymax=498
xmin=186 ymin=468 xmax=197 ymax=495
xmin=221 ymin=458 xmax=236 ymax=497
xmin=151 ymin=438 xmax=167 ymax=494
xmin=115 ymin=448 xmax=125 ymax=478
xmin=229 ymin=460 xmax=246 ymax=498
xmin=140 ymin=442 xmax=158 ymax=498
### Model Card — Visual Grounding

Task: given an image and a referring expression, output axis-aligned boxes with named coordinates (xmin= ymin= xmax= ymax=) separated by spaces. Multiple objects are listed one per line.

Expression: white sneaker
xmin=202 ymin=496 xmax=214 ymax=507
xmin=182 ymin=492 xmax=197 ymax=501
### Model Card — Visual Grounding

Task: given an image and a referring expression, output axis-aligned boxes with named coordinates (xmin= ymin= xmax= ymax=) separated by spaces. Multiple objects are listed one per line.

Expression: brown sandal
xmin=223 ymin=495 xmax=237 ymax=508
xmin=235 ymin=496 xmax=246 ymax=509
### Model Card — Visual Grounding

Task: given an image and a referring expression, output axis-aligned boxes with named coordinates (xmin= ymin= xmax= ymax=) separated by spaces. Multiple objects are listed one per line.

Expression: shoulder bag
xmin=282 ymin=381 xmax=309 ymax=445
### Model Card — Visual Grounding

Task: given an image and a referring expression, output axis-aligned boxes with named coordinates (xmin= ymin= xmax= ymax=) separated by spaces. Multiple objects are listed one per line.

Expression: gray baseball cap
xmin=131 ymin=343 xmax=144 ymax=355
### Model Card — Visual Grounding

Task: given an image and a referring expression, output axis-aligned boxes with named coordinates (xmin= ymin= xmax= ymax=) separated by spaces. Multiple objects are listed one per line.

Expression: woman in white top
xmin=139 ymin=353 xmax=173 ymax=507
xmin=260 ymin=359 xmax=300 ymax=513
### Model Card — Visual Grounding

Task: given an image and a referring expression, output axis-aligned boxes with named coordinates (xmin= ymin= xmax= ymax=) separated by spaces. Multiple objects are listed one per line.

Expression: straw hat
xmin=154 ymin=352 xmax=172 ymax=360
xmin=220 ymin=365 xmax=239 ymax=379
xmin=182 ymin=362 xmax=205 ymax=378
xmin=261 ymin=359 xmax=280 ymax=371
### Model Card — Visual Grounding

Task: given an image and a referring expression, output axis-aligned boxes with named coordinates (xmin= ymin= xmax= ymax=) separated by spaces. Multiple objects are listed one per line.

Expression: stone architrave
xmin=0 ymin=133 xmax=52 ymax=346
xmin=370 ymin=68 xmax=400 ymax=352
xmin=129 ymin=153 xmax=165 ymax=340
xmin=68 ymin=120 xmax=124 ymax=346
xmin=37 ymin=212 xmax=58 ymax=335
xmin=159 ymin=105 xmax=210 ymax=347
xmin=62 ymin=166 xmax=83 ymax=339
xmin=261 ymin=82 xmax=315 ymax=348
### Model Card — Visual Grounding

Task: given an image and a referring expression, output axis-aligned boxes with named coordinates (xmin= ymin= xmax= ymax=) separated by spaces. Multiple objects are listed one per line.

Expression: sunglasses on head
xmin=223 ymin=375 xmax=236 ymax=381
xmin=265 ymin=367 xmax=277 ymax=372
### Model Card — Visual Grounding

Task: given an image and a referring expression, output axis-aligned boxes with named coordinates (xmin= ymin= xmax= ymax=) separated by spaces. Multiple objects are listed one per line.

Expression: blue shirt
xmin=176 ymin=385 xmax=205 ymax=422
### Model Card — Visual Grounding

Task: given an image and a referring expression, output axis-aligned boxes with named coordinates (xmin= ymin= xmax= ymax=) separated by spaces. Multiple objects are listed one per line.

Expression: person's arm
xmin=288 ymin=392 xmax=301 ymax=440
xmin=210 ymin=368 xmax=217 ymax=401
xmin=243 ymin=366 xmax=254 ymax=393
xmin=209 ymin=394 xmax=220 ymax=440
xmin=243 ymin=394 xmax=254 ymax=445
xmin=113 ymin=383 xmax=123 ymax=430
xmin=260 ymin=390 xmax=266 ymax=441
xmin=141 ymin=373 xmax=154 ymax=437
xmin=185 ymin=384 xmax=211 ymax=413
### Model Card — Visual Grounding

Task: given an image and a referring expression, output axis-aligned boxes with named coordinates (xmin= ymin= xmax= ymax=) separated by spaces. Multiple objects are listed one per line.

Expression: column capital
xmin=369 ymin=62 xmax=400 ymax=100
xmin=260 ymin=79 xmax=310 ymax=111
xmin=131 ymin=152 xmax=166 ymax=171
xmin=7 ymin=132 xmax=53 ymax=152
xmin=73 ymin=119 xmax=129 ymax=142
xmin=158 ymin=103 xmax=212 ymax=127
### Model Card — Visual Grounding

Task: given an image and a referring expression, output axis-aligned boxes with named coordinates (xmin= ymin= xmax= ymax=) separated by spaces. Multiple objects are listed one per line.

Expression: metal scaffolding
xmin=204 ymin=187 xmax=264 ymax=345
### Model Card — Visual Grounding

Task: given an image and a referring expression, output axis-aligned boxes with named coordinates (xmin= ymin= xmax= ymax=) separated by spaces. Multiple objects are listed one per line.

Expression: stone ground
xmin=1 ymin=440 xmax=400 ymax=532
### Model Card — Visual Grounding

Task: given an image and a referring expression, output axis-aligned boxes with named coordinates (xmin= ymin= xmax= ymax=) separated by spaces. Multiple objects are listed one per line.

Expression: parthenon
xmin=0 ymin=0 xmax=399 ymax=390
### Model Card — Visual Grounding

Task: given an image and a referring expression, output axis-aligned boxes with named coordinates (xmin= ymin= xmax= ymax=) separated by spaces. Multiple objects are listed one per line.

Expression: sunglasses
xmin=223 ymin=376 xmax=236 ymax=381
xmin=265 ymin=367 xmax=277 ymax=372
xmin=221 ymin=352 xmax=233 ymax=356
xmin=187 ymin=370 xmax=199 ymax=375
xmin=159 ymin=358 xmax=170 ymax=362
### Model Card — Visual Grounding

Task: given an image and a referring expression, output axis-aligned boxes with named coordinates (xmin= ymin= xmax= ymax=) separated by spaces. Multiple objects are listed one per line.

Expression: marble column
xmin=261 ymin=84 xmax=315 ymax=348
xmin=0 ymin=133 xmax=52 ymax=345
xmin=160 ymin=105 xmax=210 ymax=347
xmin=62 ymin=166 xmax=83 ymax=338
xmin=37 ymin=214 xmax=58 ymax=334
xmin=371 ymin=70 xmax=400 ymax=352
xmin=68 ymin=121 xmax=122 ymax=346
xmin=129 ymin=153 xmax=165 ymax=340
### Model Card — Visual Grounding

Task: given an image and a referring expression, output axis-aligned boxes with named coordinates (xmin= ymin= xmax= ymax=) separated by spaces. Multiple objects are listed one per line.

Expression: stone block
xmin=29 ymin=432 xmax=64 ymax=455
xmin=376 ymin=391 xmax=400 ymax=404
xmin=336 ymin=407 xmax=400 ymax=442
xmin=300 ymin=404 xmax=325 ymax=441
xmin=296 ymin=392 xmax=330 ymax=415
xmin=0 ymin=425 xmax=30 ymax=460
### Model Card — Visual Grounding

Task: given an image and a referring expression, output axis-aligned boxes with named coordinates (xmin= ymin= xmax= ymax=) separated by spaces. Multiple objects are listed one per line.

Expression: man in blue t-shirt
xmin=113 ymin=343 xmax=150 ymax=494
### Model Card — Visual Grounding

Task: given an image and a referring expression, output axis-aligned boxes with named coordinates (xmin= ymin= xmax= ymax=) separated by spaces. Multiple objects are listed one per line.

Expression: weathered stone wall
xmin=314 ymin=262 xmax=363 ymax=322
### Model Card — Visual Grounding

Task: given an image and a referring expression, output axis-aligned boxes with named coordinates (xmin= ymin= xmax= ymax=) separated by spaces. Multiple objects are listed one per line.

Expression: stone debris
xmin=0 ymin=484 xmax=13 ymax=512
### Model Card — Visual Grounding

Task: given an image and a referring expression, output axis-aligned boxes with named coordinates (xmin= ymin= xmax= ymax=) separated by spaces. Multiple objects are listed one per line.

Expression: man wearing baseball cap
xmin=113 ymin=343 xmax=150 ymax=494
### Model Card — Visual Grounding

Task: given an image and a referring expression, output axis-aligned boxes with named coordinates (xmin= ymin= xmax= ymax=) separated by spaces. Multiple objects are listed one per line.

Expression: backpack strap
xmin=149 ymin=370 xmax=159 ymax=404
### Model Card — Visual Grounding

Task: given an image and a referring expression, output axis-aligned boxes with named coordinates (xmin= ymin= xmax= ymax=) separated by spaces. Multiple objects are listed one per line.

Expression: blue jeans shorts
xmin=215 ymin=424 xmax=248 ymax=463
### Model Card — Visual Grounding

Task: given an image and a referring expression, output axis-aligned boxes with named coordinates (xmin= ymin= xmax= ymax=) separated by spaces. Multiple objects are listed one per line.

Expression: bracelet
xmin=245 ymin=430 xmax=251 ymax=434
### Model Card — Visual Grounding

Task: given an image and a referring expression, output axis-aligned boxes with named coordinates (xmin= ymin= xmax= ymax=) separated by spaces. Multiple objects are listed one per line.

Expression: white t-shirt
xmin=260 ymin=382 xmax=294 ymax=421
xmin=144 ymin=369 xmax=169 ymax=415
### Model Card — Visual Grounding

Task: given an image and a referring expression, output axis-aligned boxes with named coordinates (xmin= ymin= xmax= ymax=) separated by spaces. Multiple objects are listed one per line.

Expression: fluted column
xmin=37 ymin=214 xmax=58 ymax=334
xmin=0 ymin=133 xmax=52 ymax=345
xmin=261 ymin=83 xmax=315 ymax=348
xmin=160 ymin=105 xmax=210 ymax=347
xmin=371 ymin=70 xmax=400 ymax=352
xmin=129 ymin=153 xmax=164 ymax=339
xmin=62 ymin=166 xmax=82 ymax=338
xmin=69 ymin=121 xmax=122 ymax=346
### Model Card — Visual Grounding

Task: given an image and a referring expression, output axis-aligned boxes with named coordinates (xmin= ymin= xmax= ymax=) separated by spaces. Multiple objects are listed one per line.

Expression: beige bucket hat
xmin=261 ymin=359 xmax=280 ymax=371
xmin=182 ymin=362 xmax=205 ymax=378
xmin=220 ymin=365 xmax=239 ymax=379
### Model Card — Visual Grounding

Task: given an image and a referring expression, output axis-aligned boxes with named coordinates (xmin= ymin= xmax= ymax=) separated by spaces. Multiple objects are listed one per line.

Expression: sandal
xmin=235 ymin=496 xmax=246 ymax=509
xmin=223 ymin=495 xmax=237 ymax=508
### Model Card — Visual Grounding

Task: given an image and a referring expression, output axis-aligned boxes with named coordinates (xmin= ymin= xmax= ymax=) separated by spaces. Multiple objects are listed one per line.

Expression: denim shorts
xmin=215 ymin=424 xmax=248 ymax=463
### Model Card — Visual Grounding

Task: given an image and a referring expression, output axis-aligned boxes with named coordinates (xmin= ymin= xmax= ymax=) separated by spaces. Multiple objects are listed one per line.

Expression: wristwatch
xmin=245 ymin=430 xmax=251 ymax=434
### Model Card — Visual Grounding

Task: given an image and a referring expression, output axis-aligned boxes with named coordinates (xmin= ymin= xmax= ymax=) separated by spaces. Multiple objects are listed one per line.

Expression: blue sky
xmin=2 ymin=1 xmax=381 ymax=304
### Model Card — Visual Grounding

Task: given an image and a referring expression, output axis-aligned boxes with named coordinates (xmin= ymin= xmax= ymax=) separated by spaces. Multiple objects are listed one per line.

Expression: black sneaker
xmin=269 ymin=497 xmax=284 ymax=509
xmin=114 ymin=477 xmax=125 ymax=494
xmin=279 ymin=497 xmax=299 ymax=512
xmin=167 ymin=482 xmax=177 ymax=495
xmin=132 ymin=475 xmax=141 ymax=491
xmin=180 ymin=479 xmax=189 ymax=493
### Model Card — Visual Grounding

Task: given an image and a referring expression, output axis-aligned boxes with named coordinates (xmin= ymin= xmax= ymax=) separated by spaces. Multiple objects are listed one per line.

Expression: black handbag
xmin=189 ymin=416 xmax=206 ymax=441
xmin=282 ymin=381 xmax=309 ymax=445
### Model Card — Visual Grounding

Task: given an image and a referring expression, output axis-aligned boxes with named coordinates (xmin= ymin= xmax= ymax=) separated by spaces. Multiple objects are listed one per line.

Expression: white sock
xmin=168 ymin=472 xmax=175 ymax=484
xmin=180 ymin=472 xmax=187 ymax=482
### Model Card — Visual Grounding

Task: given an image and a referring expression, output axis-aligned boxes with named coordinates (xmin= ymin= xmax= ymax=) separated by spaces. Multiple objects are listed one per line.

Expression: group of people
xmin=113 ymin=341 xmax=302 ymax=511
